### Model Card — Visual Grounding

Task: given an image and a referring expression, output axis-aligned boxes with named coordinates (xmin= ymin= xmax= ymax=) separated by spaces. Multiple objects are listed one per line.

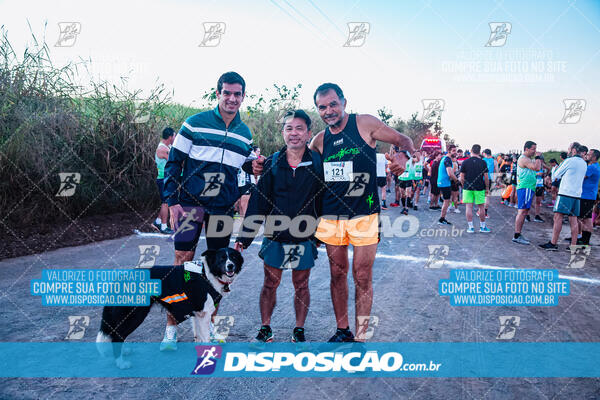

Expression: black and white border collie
xmin=96 ymin=247 xmax=243 ymax=368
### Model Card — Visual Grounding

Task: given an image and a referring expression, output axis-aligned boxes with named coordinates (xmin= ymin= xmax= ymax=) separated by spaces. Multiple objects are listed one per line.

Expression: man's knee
xmin=263 ymin=268 xmax=282 ymax=290
xmin=292 ymin=271 xmax=310 ymax=290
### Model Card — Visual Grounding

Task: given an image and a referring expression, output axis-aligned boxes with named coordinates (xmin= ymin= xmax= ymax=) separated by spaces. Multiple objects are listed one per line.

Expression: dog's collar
xmin=183 ymin=258 xmax=230 ymax=292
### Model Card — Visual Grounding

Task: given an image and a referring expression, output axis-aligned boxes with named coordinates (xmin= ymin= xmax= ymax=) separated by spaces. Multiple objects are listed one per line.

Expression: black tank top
xmin=321 ymin=114 xmax=380 ymax=219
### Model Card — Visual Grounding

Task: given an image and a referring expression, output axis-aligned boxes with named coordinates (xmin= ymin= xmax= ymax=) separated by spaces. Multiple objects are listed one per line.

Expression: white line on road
xmin=133 ymin=231 xmax=600 ymax=286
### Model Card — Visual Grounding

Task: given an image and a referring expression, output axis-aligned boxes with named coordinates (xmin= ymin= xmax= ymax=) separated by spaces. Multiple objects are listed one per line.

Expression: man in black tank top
xmin=309 ymin=83 xmax=414 ymax=342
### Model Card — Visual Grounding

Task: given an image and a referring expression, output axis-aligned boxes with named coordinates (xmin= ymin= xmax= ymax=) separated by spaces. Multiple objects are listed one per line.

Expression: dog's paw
xmin=116 ymin=356 xmax=132 ymax=369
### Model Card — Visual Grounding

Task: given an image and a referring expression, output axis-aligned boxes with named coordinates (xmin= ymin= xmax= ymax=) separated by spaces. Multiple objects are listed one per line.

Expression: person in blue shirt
xmin=579 ymin=149 xmax=600 ymax=245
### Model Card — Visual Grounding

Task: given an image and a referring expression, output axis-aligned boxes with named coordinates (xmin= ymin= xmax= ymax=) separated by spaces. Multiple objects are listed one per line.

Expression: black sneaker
xmin=381 ymin=201 xmax=388 ymax=210
xmin=413 ymin=205 xmax=418 ymax=211
xmin=525 ymin=215 xmax=531 ymax=222
xmin=152 ymin=221 xmax=161 ymax=231
xmin=401 ymin=208 xmax=409 ymax=215
xmin=539 ymin=241 xmax=559 ymax=251
xmin=438 ymin=217 xmax=451 ymax=225
xmin=328 ymin=328 xmax=355 ymax=342
xmin=533 ymin=215 xmax=544 ymax=223
xmin=160 ymin=226 xmax=174 ymax=234
xmin=253 ymin=325 xmax=274 ymax=343
xmin=291 ymin=327 xmax=306 ymax=343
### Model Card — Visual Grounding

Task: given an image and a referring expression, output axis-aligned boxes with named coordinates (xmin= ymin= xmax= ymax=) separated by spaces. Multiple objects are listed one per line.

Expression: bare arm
xmin=356 ymin=114 xmax=415 ymax=152
xmin=309 ymin=130 xmax=325 ymax=154
xmin=156 ymin=146 xmax=169 ymax=160
xmin=518 ymin=156 xmax=541 ymax=171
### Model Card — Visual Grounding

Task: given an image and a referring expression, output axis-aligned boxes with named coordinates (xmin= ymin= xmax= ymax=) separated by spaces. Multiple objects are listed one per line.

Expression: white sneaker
xmin=454 ymin=208 xmax=461 ymax=214
xmin=160 ymin=331 xmax=177 ymax=351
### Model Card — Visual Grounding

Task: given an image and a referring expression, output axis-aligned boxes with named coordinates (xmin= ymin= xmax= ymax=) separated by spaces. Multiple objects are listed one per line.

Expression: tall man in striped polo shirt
xmin=161 ymin=71 xmax=253 ymax=349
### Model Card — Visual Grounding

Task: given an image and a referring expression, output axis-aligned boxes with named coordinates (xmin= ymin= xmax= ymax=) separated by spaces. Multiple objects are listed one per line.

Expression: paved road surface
xmin=1 ymin=196 xmax=599 ymax=399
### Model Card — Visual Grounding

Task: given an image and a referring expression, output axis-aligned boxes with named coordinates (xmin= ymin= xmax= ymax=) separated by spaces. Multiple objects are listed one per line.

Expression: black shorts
xmin=239 ymin=184 xmax=251 ymax=196
xmin=377 ymin=177 xmax=387 ymax=187
xmin=431 ymin=185 xmax=440 ymax=195
xmin=399 ymin=180 xmax=413 ymax=189
xmin=424 ymin=179 xmax=429 ymax=187
xmin=552 ymin=179 xmax=561 ymax=188
xmin=535 ymin=187 xmax=544 ymax=197
xmin=156 ymin=179 xmax=167 ymax=203
xmin=579 ymin=199 xmax=595 ymax=219
xmin=440 ymin=186 xmax=452 ymax=200
xmin=451 ymin=181 xmax=459 ymax=192
xmin=172 ymin=206 xmax=232 ymax=252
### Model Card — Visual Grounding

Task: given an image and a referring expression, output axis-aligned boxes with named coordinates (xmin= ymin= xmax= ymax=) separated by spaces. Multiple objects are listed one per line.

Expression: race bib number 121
xmin=324 ymin=161 xmax=353 ymax=182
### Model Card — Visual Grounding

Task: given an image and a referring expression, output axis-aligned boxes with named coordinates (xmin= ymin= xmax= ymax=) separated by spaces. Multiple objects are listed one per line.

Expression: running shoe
xmin=453 ymin=208 xmax=461 ymax=214
xmin=291 ymin=327 xmax=306 ymax=343
xmin=161 ymin=226 xmax=174 ymax=234
xmin=253 ymin=325 xmax=274 ymax=343
xmin=159 ymin=331 xmax=177 ymax=351
xmin=480 ymin=226 xmax=491 ymax=233
xmin=381 ymin=201 xmax=388 ymax=210
xmin=546 ymin=202 xmax=554 ymax=208
xmin=533 ymin=215 xmax=544 ymax=223
xmin=390 ymin=202 xmax=400 ymax=208
xmin=152 ymin=221 xmax=161 ymax=231
xmin=413 ymin=205 xmax=418 ymax=211
xmin=466 ymin=227 xmax=475 ymax=234
xmin=328 ymin=328 xmax=355 ymax=342
xmin=539 ymin=241 xmax=558 ymax=251
xmin=525 ymin=215 xmax=531 ymax=222
xmin=438 ymin=218 xmax=452 ymax=225
xmin=401 ymin=208 xmax=409 ymax=215
xmin=512 ymin=236 xmax=530 ymax=245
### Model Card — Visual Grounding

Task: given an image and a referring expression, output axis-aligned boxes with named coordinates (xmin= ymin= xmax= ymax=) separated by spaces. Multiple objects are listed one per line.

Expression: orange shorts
xmin=315 ymin=214 xmax=379 ymax=246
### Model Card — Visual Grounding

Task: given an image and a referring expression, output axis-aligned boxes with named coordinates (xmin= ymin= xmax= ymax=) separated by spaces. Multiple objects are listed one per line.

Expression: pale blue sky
xmin=2 ymin=0 xmax=599 ymax=151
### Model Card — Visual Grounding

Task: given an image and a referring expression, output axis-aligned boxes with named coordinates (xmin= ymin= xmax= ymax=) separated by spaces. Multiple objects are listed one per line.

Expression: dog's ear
xmin=201 ymin=249 xmax=217 ymax=266
xmin=229 ymin=248 xmax=244 ymax=269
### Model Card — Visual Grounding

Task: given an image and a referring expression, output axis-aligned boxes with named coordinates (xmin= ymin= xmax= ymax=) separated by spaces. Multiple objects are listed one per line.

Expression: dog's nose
xmin=225 ymin=263 xmax=235 ymax=272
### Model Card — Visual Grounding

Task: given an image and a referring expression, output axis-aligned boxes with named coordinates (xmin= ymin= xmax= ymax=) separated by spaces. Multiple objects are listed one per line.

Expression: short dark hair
xmin=549 ymin=158 xmax=557 ymax=164
xmin=283 ymin=109 xmax=312 ymax=131
xmin=162 ymin=127 xmax=175 ymax=139
xmin=560 ymin=151 xmax=568 ymax=159
xmin=447 ymin=144 xmax=456 ymax=151
xmin=483 ymin=148 xmax=491 ymax=156
xmin=524 ymin=141 xmax=536 ymax=150
xmin=471 ymin=144 xmax=481 ymax=155
xmin=217 ymin=71 xmax=246 ymax=94
xmin=578 ymin=145 xmax=588 ymax=154
xmin=591 ymin=149 xmax=600 ymax=161
xmin=313 ymin=83 xmax=344 ymax=105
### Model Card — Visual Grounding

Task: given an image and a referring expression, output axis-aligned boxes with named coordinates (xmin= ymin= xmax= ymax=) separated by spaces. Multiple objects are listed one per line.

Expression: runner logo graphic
xmin=132 ymin=103 xmax=151 ymax=124
xmin=137 ymin=245 xmax=160 ymax=268
xmin=199 ymin=22 xmax=226 ymax=47
xmin=425 ymin=245 xmax=449 ymax=269
xmin=212 ymin=316 xmax=235 ymax=341
xmin=566 ymin=245 xmax=590 ymax=269
xmin=421 ymin=99 xmax=445 ymax=123
xmin=170 ymin=207 xmax=203 ymax=242
xmin=273 ymin=99 xmax=300 ymax=124
xmin=356 ymin=315 xmax=379 ymax=341
xmin=55 ymin=22 xmax=81 ymax=47
xmin=485 ymin=22 xmax=511 ymax=47
xmin=282 ymin=244 xmax=305 ymax=269
xmin=345 ymin=172 xmax=370 ymax=197
xmin=65 ymin=315 xmax=89 ymax=340
xmin=559 ymin=99 xmax=586 ymax=124
xmin=56 ymin=173 xmax=81 ymax=197
xmin=497 ymin=316 xmax=520 ymax=340
xmin=191 ymin=345 xmax=222 ymax=375
xmin=344 ymin=22 xmax=370 ymax=47
xmin=202 ymin=172 xmax=225 ymax=197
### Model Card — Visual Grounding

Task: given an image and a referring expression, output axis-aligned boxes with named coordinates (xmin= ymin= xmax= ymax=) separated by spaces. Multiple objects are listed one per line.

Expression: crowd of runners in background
xmin=375 ymin=140 xmax=600 ymax=250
